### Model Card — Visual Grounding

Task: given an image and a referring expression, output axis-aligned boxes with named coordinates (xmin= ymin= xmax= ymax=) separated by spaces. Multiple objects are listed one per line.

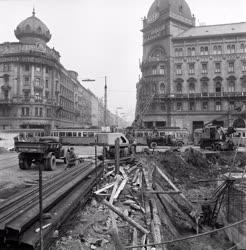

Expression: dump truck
xmin=15 ymin=136 xmax=67 ymax=170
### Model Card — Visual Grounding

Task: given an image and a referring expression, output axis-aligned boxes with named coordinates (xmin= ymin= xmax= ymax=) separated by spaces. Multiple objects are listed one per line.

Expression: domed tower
xmin=136 ymin=0 xmax=195 ymax=128
xmin=14 ymin=9 xmax=51 ymax=45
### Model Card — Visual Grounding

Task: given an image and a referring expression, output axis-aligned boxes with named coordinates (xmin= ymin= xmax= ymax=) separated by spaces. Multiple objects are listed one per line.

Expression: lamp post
xmin=82 ymin=76 xmax=107 ymax=127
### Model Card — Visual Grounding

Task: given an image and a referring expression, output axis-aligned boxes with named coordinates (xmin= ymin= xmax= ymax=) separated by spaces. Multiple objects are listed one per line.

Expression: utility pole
xmin=104 ymin=76 xmax=107 ymax=127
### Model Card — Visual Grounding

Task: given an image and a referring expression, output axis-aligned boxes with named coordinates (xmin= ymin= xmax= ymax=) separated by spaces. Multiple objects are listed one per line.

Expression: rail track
xmin=0 ymin=161 xmax=103 ymax=250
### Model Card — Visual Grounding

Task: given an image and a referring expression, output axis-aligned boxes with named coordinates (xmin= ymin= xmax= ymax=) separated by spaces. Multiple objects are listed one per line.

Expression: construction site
xmin=0 ymin=138 xmax=245 ymax=250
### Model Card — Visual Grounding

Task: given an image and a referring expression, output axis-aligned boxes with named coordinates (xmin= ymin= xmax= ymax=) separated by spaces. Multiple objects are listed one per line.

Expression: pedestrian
xmin=66 ymin=147 xmax=77 ymax=168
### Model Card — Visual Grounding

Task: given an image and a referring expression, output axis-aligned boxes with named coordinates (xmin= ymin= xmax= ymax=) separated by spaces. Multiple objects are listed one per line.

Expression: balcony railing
xmin=166 ymin=92 xmax=246 ymax=99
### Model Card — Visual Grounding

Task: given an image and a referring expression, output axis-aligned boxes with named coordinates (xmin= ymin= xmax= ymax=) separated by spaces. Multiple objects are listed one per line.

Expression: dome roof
xmin=15 ymin=9 xmax=51 ymax=44
xmin=147 ymin=0 xmax=192 ymax=20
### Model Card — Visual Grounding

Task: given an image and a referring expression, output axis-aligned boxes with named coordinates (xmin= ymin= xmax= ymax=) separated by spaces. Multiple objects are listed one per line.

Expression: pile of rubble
xmin=51 ymin=148 xmax=238 ymax=250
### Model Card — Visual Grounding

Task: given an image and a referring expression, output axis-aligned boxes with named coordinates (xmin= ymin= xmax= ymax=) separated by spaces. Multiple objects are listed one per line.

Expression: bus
xmin=132 ymin=128 xmax=190 ymax=145
xmin=49 ymin=127 xmax=103 ymax=145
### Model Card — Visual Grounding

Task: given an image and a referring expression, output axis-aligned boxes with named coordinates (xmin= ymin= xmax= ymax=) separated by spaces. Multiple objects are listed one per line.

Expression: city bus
xmin=132 ymin=127 xmax=190 ymax=145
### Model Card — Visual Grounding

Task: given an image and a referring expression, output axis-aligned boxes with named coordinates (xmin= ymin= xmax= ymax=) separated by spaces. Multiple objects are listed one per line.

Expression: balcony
xmin=0 ymin=98 xmax=12 ymax=105
xmin=1 ymin=83 xmax=11 ymax=91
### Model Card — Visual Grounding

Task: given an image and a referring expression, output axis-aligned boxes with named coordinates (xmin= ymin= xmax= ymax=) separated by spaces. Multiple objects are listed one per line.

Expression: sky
xmin=0 ymin=0 xmax=246 ymax=122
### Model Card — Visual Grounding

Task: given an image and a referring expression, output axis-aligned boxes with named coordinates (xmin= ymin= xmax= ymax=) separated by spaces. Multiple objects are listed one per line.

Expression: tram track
xmin=0 ymin=161 xmax=103 ymax=249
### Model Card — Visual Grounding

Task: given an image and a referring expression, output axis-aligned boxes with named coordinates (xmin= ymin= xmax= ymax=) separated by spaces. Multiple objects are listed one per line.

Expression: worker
xmin=66 ymin=147 xmax=77 ymax=168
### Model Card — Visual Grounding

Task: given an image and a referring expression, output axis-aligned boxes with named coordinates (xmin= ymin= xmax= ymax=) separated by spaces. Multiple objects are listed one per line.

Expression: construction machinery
xmin=15 ymin=136 xmax=67 ymax=170
xmin=198 ymin=105 xmax=246 ymax=151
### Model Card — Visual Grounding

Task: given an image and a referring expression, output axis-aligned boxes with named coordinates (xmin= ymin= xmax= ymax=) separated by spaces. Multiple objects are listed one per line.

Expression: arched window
xmin=189 ymin=82 xmax=195 ymax=93
xmin=149 ymin=48 xmax=165 ymax=61
xmin=215 ymin=82 xmax=221 ymax=93
xmin=176 ymin=82 xmax=182 ymax=93
xmin=200 ymin=47 xmax=204 ymax=55
xmin=218 ymin=45 xmax=222 ymax=54
xmin=159 ymin=82 xmax=165 ymax=94
xmin=37 ymin=27 xmax=42 ymax=33
xmin=213 ymin=46 xmax=217 ymax=55
xmin=187 ymin=47 xmax=192 ymax=56
xmin=191 ymin=47 xmax=196 ymax=56
xmin=228 ymin=80 xmax=235 ymax=92
xmin=201 ymin=81 xmax=208 ymax=93
xmin=241 ymin=44 xmax=246 ymax=53
xmin=204 ymin=47 xmax=209 ymax=55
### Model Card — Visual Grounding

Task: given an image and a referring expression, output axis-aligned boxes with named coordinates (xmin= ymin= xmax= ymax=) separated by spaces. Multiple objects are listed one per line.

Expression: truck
xmin=15 ymin=136 xmax=67 ymax=171
xmin=96 ymin=133 xmax=135 ymax=159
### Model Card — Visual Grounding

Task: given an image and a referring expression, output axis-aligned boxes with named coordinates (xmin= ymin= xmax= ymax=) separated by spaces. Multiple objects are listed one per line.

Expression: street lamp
xmin=82 ymin=76 xmax=108 ymax=127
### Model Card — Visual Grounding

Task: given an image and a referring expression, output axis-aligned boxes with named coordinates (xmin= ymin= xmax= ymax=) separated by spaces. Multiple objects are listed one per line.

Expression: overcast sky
xmin=0 ymin=0 xmax=246 ymax=122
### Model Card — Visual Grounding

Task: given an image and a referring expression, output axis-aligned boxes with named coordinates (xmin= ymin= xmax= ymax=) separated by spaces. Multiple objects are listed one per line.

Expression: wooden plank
xmin=102 ymin=200 xmax=149 ymax=234
xmin=132 ymin=228 xmax=138 ymax=250
xmin=94 ymin=182 xmax=115 ymax=195
xmin=113 ymin=178 xmax=129 ymax=200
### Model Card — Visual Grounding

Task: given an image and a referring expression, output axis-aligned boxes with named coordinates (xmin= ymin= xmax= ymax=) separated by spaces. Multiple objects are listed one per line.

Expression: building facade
xmin=136 ymin=0 xmax=246 ymax=132
xmin=0 ymin=11 xmax=117 ymax=130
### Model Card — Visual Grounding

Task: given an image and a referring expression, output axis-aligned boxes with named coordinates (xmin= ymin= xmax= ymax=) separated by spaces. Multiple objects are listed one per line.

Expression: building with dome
xmin=136 ymin=0 xmax=246 ymax=132
xmin=0 ymin=10 xmax=118 ymax=130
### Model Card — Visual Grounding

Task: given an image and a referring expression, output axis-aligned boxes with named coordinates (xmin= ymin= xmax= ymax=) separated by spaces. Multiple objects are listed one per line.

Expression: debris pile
xmin=52 ymin=148 xmax=240 ymax=250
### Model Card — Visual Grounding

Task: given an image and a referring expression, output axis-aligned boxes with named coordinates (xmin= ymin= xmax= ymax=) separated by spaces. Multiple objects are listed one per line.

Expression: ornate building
xmin=0 ymin=10 xmax=117 ymax=130
xmin=136 ymin=0 xmax=246 ymax=132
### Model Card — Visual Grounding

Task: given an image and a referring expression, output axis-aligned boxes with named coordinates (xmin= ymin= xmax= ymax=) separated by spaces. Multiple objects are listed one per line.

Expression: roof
xmin=174 ymin=22 xmax=246 ymax=39
xmin=147 ymin=0 xmax=192 ymax=20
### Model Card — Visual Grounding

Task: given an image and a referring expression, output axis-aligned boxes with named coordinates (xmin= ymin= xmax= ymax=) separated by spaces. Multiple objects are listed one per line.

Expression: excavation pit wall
xmin=218 ymin=173 xmax=246 ymax=249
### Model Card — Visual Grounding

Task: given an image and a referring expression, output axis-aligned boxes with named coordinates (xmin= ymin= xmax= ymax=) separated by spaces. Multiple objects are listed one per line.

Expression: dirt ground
xmin=49 ymin=147 xmax=245 ymax=250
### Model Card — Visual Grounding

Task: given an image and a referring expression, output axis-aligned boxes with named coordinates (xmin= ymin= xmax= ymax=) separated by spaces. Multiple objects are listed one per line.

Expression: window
xmin=189 ymin=82 xmax=195 ymax=93
xmin=189 ymin=101 xmax=195 ymax=111
xmin=215 ymin=82 xmax=222 ymax=93
xmin=35 ymin=78 xmax=41 ymax=87
xmin=200 ymin=46 xmax=208 ymax=55
xmin=189 ymin=63 xmax=195 ymax=74
xmin=159 ymin=83 xmax=165 ymax=94
xmin=45 ymin=79 xmax=49 ymax=88
xmin=24 ymin=76 xmax=30 ymax=85
xmin=228 ymin=62 xmax=234 ymax=73
xmin=215 ymin=62 xmax=221 ymax=73
xmin=243 ymin=62 xmax=246 ymax=72
xmin=202 ymin=63 xmax=208 ymax=74
xmin=242 ymin=80 xmax=246 ymax=92
xmin=187 ymin=47 xmax=192 ymax=56
xmin=176 ymin=102 xmax=182 ymax=111
xmin=241 ymin=44 xmax=246 ymax=53
xmin=36 ymin=66 xmax=41 ymax=72
xmin=35 ymin=92 xmax=42 ymax=101
xmin=23 ymin=90 xmax=30 ymax=100
xmin=201 ymin=81 xmax=208 ymax=93
xmin=47 ymin=108 xmax=52 ymax=117
xmin=202 ymin=102 xmax=208 ymax=111
xmin=39 ymin=108 xmax=43 ymax=117
xmin=228 ymin=80 xmax=235 ymax=92
xmin=191 ymin=47 xmax=196 ymax=56
xmin=229 ymin=101 xmax=235 ymax=110
xmin=176 ymin=82 xmax=182 ymax=93
xmin=152 ymin=66 xmax=157 ymax=75
xmin=35 ymin=107 xmax=39 ymax=116
xmin=176 ymin=64 xmax=182 ymax=75
xmin=227 ymin=44 xmax=236 ymax=54
xmin=45 ymin=91 xmax=49 ymax=99
xmin=46 ymin=67 xmax=49 ymax=74
xmin=213 ymin=45 xmax=222 ymax=55
xmin=24 ymin=64 xmax=30 ymax=71
xmin=215 ymin=102 xmax=221 ymax=111
xmin=3 ymin=64 xmax=10 ymax=72
xmin=175 ymin=48 xmax=183 ymax=57
xmin=21 ymin=107 xmax=29 ymax=116
xmin=160 ymin=65 xmax=165 ymax=75
xmin=160 ymin=103 xmax=166 ymax=111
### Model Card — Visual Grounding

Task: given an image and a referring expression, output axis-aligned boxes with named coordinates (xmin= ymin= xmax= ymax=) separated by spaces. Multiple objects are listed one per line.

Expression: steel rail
xmin=0 ymin=163 xmax=88 ymax=213
xmin=5 ymin=164 xmax=97 ymax=242
xmin=0 ymin=163 xmax=92 ymax=241
xmin=21 ymin=166 xmax=103 ymax=249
